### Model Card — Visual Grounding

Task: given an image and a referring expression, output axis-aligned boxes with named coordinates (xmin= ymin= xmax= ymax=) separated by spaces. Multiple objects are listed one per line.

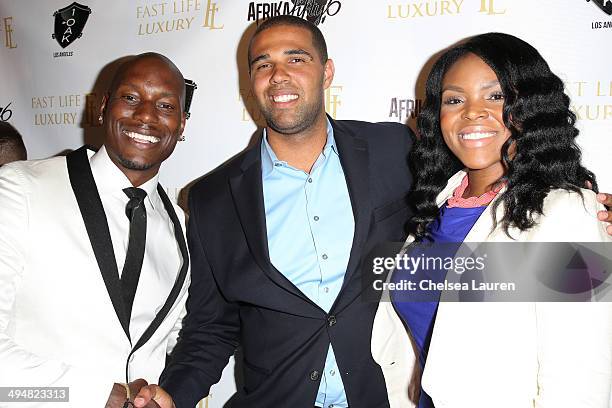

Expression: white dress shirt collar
xmin=89 ymin=145 xmax=160 ymax=209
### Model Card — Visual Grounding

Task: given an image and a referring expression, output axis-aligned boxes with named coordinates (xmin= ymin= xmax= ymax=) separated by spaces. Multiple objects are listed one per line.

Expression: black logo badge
xmin=587 ymin=0 xmax=612 ymax=15
xmin=52 ymin=2 xmax=92 ymax=48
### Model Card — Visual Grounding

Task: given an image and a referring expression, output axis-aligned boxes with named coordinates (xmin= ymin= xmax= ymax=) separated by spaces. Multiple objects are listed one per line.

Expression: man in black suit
xmin=134 ymin=15 xmax=413 ymax=408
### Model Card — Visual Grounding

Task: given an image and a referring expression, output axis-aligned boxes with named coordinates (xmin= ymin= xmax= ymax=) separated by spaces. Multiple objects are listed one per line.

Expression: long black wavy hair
xmin=407 ymin=32 xmax=597 ymax=240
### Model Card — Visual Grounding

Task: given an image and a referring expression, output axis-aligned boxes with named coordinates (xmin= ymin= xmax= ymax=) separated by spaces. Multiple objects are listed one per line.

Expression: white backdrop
xmin=1 ymin=1 xmax=611 ymax=406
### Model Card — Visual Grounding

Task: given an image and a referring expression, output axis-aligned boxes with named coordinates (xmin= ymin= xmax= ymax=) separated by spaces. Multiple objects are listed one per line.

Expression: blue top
xmin=392 ymin=203 xmax=487 ymax=408
xmin=426 ymin=204 xmax=487 ymax=244
xmin=261 ymin=120 xmax=354 ymax=408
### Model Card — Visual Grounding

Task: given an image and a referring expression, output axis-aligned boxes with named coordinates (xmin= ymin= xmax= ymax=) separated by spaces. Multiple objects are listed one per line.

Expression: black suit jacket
xmin=161 ymin=118 xmax=414 ymax=408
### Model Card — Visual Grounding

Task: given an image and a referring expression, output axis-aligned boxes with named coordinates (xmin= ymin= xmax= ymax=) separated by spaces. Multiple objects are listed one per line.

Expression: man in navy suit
xmin=135 ymin=15 xmax=412 ymax=408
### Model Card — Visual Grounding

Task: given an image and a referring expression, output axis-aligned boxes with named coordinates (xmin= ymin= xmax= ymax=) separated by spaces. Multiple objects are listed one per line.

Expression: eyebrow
xmin=442 ymin=80 xmax=501 ymax=93
xmin=158 ymin=91 xmax=179 ymax=98
xmin=285 ymin=49 xmax=314 ymax=60
xmin=249 ymin=48 xmax=314 ymax=67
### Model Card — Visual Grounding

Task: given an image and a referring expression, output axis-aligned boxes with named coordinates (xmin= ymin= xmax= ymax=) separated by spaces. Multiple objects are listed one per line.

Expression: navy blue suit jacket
xmin=161 ymin=118 xmax=414 ymax=408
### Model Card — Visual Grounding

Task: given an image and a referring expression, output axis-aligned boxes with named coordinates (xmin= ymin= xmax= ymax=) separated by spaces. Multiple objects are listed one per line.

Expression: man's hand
xmin=105 ymin=379 xmax=161 ymax=408
xmin=133 ymin=384 xmax=175 ymax=408
xmin=596 ymin=193 xmax=612 ymax=235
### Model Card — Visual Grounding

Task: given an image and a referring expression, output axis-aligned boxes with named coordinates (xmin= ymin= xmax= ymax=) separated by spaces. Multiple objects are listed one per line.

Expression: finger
xmin=597 ymin=193 xmax=612 ymax=208
xmin=145 ymin=400 xmax=161 ymax=408
xmin=133 ymin=385 xmax=156 ymax=408
xmin=585 ymin=180 xmax=593 ymax=189
xmin=597 ymin=210 xmax=612 ymax=223
xmin=129 ymin=378 xmax=148 ymax=397
xmin=607 ymin=224 xmax=612 ymax=236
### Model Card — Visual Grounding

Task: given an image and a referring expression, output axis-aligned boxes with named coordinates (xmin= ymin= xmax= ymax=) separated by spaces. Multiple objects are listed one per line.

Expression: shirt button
xmin=322 ymin=254 xmax=328 ymax=260
xmin=310 ymin=370 xmax=320 ymax=381
xmin=329 ymin=369 xmax=336 ymax=376
xmin=274 ymin=163 xmax=282 ymax=167
xmin=308 ymin=178 xmax=313 ymax=183
xmin=323 ymin=287 xmax=329 ymax=293
xmin=313 ymin=215 xmax=320 ymax=221
xmin=327 ymin=315 xmax=337 ymax=327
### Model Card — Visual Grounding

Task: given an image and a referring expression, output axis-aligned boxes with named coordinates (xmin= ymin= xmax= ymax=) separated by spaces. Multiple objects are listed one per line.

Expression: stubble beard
xmin=261 ymin=82 xmax=325 ymax=136
xmin=108 ymin=148 xmax=156 ymax=172
xmin=116 ymin=155 xmax=155 ymax=171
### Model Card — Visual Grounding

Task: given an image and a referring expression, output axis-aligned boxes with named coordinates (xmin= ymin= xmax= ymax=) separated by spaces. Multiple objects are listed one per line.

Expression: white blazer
xmin=0 ymin=153 xmax=190 ymax=407
xmin=372 ymin=170 xmax=612 ymax=408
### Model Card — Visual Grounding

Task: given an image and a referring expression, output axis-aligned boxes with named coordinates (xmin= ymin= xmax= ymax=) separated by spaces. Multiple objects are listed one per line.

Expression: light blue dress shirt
xmin=261 ymin=120 xmax=354 ymax=408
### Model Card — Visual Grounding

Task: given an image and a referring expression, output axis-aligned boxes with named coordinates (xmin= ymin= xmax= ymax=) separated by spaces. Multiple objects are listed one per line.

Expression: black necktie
xmin=121 ymin=187 xmax=147 ymax=324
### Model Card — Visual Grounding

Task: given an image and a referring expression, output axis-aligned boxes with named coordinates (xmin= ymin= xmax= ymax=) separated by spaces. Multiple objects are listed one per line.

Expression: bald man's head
xmin=0 ymin=122 xmax=27 ymax=166
xmin=108 ymin=52 xmax=186 ymax=105
xmin=99 ymin=52 xmax=187 ymax=186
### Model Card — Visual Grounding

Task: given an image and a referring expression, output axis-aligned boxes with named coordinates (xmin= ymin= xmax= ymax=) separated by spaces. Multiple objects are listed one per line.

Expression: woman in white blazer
xmin=371 ymin=33 xmax=612 ymax=408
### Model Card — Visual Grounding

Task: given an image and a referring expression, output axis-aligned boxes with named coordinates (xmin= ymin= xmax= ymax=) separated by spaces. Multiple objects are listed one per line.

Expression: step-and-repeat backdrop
xmin=1 ymin=0 xmax=611 ymax=406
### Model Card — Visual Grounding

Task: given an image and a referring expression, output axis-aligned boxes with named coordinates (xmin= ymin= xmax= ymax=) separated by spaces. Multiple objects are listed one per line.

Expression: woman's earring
xmin=98 ymin=114 xmax=103 ymax=124
xmin=179 ymin=135 xmax=186 ymax=142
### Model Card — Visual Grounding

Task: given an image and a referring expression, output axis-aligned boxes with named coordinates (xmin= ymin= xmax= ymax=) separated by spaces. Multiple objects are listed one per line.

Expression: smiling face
xmin=440 ymin=53 xmax=512 ymax=178
xmin=249 ymin=24 xmax=334 ymax=136
xmin=101 ymin=55 xmax=185 ymax=186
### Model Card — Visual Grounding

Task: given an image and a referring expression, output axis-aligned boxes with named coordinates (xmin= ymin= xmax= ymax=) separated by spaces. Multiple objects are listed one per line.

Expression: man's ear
xmin=99 ymin=93 xmax=110 ymax=124
xmin=323 ymin=59 xmax=335 ymax=90
xmin=179 ymin=111 xmax=186 ymax=137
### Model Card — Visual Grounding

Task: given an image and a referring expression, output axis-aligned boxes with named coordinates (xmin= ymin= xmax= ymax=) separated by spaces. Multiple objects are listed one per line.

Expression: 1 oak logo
xmin=52 ymin=2 xmax=92 ymax=48
xmin=587 ymin=0 xmax=612 ymax=16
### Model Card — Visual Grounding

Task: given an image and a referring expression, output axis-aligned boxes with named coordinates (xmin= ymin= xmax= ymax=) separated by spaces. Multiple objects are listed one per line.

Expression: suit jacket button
xmin=327 ymin=315 xmax=337 ymax=327
xmin=310 ymin=370 xmax=320 ymax=381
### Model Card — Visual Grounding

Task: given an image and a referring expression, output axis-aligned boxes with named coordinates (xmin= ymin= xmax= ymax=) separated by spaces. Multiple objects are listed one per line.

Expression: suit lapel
xmin=67 ymin=146 xmax=190 ymax=352
xmin=66 ymin=146 xmax=131 ymax=340
xmin=130 ymin=184 xmax=189 ymax=356
xmin=332 ymin=120 xmax=373 ymax=291
xmin=229 ymin=142 xmax=315 ymax=303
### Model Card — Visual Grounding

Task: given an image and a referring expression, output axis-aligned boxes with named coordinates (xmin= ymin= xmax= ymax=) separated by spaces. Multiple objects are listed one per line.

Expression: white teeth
xmin=124 ymin=131 xmax=160 ymax=144
xmin=461 ymin=132 xmax=496 ymax=140
xmin=272 ymin=94 xmax=298 ymax=103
